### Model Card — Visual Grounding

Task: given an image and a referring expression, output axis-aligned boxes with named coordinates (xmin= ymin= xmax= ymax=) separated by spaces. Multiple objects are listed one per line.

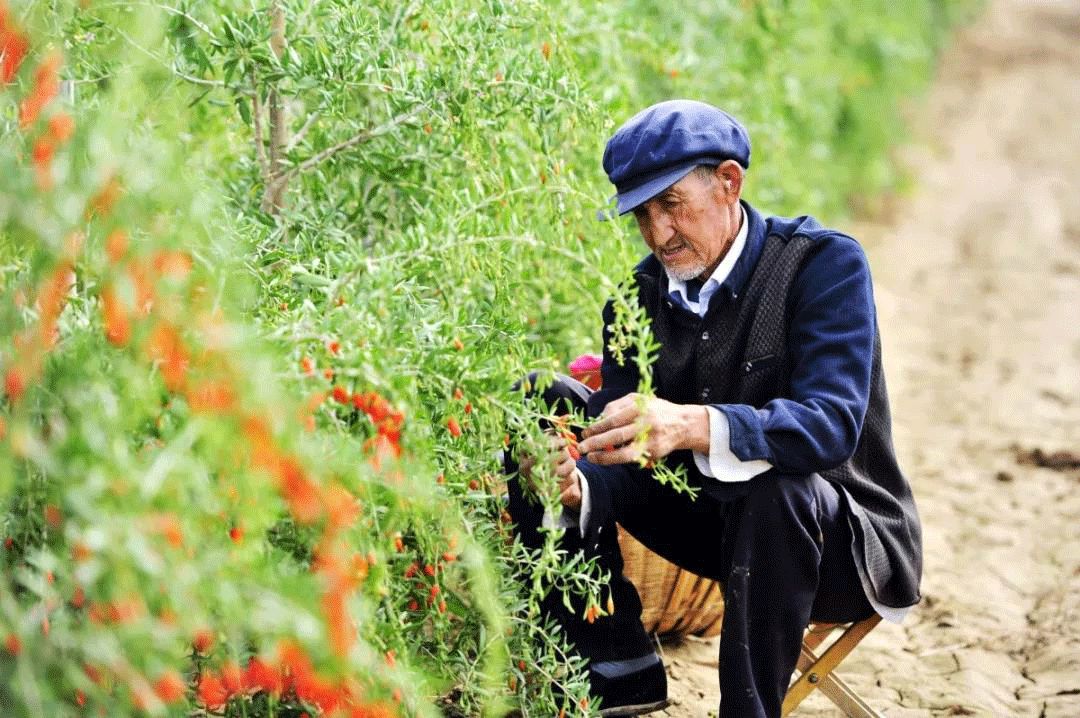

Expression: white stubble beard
xmin=664 ymin=261 xmax=708 ymax=282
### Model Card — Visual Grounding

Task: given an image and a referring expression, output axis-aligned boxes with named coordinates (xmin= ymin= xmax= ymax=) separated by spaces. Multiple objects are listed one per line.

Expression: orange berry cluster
xmin=0 ymin=5 xmax=30 ymax=85
xmin=192 ymin=640 xmax=399 ymax=716
xmin=397 ymin=537 xmax=456 ymax=616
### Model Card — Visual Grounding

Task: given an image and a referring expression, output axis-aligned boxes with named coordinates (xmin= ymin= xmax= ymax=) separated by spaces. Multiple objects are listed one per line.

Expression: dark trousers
xmin=505 ymin=375 xmax=875 ymax=718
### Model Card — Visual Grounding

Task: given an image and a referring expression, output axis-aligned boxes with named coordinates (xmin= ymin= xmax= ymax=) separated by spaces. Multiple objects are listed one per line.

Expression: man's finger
xmin=593 ymin=393 xmax=636 ymax=421
xmin=582 ymin=404 xmax=637 ymax=439
xmin=578 ymin=423 xmax=639 ymax=456
xmin=555 ymin=452 xmax=576 ymax=479
xmin=559 ymin=483 xmax=582 ymax=511
xmin=599 ymin=393 xmax=635 ymax=412
xmin=586 ymin=443 xmax=644 ymax=466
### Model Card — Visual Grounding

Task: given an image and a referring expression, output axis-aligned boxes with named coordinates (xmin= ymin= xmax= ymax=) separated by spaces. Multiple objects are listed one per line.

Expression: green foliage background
xmin=1 ymin=0 xmax=978 ymax=715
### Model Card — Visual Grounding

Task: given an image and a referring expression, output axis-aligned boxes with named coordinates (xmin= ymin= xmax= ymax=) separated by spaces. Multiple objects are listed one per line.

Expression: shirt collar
xmin=666 ymin=205 xmax=749 ymax=313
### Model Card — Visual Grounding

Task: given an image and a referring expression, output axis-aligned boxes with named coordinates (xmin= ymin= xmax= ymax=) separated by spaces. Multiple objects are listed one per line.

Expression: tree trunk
xmin=261 ymin=0 xmax=289 ymax=215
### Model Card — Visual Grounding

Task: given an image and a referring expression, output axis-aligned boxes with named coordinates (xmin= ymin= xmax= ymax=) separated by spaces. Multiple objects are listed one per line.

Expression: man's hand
xmin=577 ymin=393 xmax=710 ymax=465
xmin=515 ymin=431 xmax=584 ymax=511
xmin=552 ymin=434 xmax=584 ymax=511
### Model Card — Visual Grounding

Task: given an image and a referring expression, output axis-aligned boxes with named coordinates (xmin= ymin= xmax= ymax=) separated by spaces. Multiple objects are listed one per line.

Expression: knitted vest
xmin=634 ymin=233 xmax=923 ymax=609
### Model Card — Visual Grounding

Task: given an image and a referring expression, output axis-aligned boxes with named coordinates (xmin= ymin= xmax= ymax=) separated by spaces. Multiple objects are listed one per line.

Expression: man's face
xmin=631 ymin=164 xmax=742 ymax=281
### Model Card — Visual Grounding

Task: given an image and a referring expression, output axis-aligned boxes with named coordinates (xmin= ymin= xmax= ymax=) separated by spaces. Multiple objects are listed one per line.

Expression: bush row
xmin=1 ymin=0 xmax=977 ymax=715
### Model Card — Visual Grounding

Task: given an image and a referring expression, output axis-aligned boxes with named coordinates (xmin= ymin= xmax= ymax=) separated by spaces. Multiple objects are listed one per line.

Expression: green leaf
xmin=236 ymin=94 xmax=251 ymax=125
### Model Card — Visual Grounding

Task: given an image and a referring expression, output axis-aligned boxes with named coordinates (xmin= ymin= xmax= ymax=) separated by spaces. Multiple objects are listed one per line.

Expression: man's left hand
xmin=577 ymin=393 xmax=709 ymax=466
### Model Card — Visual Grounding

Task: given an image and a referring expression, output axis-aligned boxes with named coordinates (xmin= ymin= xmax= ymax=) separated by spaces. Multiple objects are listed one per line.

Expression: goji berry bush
xmin=1 ymin=1 xmax=977 ymax=716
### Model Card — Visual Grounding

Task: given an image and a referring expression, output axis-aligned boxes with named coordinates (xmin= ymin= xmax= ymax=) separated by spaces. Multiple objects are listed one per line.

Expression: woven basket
xmin=617 ymin=525 xmax=725 ymax=638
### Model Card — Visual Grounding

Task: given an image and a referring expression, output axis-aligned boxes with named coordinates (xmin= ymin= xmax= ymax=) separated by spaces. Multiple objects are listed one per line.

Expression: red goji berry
xmin=0 ymin=26 xmax=30 ymax=83
xmin=197 ymin=672 xmax=229 ymax=709
xmin=47 ymin=113 xmax=75 ymax=143
xmin=154 ymin=670 xmax=186 ymax=703
xmin=43 ymin=504 xmax=61 ymax=528
xmin=192 ymin=628 xmax=214 ymax=654
xmin=105 ymin=230 xmax=127 ymax=263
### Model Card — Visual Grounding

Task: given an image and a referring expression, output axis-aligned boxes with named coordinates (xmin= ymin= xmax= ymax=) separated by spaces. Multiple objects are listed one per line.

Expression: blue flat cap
xmin=601 ymin=100 xmax=751 ymax=217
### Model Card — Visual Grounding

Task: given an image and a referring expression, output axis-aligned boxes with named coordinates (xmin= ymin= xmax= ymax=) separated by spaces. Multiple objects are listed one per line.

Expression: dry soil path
xmin=659 ymin=1 xmax=1080 ymax=715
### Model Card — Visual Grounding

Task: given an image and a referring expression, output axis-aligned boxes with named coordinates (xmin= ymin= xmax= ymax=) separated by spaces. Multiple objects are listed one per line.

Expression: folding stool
xmin=781 ymin=614 xmax=884 ymax=717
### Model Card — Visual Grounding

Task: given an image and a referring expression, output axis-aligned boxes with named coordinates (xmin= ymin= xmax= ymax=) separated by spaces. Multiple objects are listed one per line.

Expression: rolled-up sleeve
xmin=714 ymin=236 xmax=876 ymax=474
xmin=693 ymin=405 xmax=773 ymax=481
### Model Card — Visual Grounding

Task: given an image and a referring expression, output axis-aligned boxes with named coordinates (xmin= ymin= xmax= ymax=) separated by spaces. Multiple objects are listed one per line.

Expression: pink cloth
xmin=569 ymin=353 xmax=603 ymax=390
xmin=569 ymin=353 xmax=602 ymax=374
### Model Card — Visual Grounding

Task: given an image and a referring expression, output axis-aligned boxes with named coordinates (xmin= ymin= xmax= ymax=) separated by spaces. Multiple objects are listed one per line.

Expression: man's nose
xmin=643 ymin=206 xmax=675 ymax=241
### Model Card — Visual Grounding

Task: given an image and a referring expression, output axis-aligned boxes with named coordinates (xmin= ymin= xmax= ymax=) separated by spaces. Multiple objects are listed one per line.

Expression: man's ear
xmin=714 ymin=160 xmax=744 ymax=199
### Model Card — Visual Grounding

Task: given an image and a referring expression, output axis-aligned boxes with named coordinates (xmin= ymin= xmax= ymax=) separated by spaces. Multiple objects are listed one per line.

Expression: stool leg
xmin=781 ymin=615 xmax=882 ymax=717
xmin=793 ymin=646 xmax=883 ymax=718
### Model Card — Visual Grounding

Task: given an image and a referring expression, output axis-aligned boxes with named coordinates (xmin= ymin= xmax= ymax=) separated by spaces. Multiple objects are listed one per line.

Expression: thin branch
xmin=284 ymin=111 xmax=319 ymax=154
xmin=264 ymin=101 xmax=430 ymax=198
xmin=250 ymin=69 xmax=270 ymax=180
xmin=92 ymin=1 xmax=215 ymax=36
xmin=71 ymin=74 xmax=113 ymax=85
xmin=173 ymin=65 xmax=226 ymax=88
xmin=149 ymin=2 xmax=214 ymax=35
xmin=113 ymin=25 xmax=225 ymax=88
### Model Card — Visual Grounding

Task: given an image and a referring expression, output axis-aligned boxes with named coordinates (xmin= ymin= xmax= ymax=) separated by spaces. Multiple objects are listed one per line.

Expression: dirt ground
xmin=657 ymin=0 xmax=1080 ymax=715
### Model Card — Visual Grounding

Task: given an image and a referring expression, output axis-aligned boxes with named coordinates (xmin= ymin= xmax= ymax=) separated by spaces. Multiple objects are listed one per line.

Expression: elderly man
xmin=505 ymin=100 xmax=922 ymax=718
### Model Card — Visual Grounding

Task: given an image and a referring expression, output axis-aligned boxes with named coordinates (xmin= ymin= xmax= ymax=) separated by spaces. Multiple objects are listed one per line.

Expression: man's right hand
xmin=552 ymin=436 xmax=584 ymax=512
xmin=517 ymin=433 xmax=584 ymax=511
